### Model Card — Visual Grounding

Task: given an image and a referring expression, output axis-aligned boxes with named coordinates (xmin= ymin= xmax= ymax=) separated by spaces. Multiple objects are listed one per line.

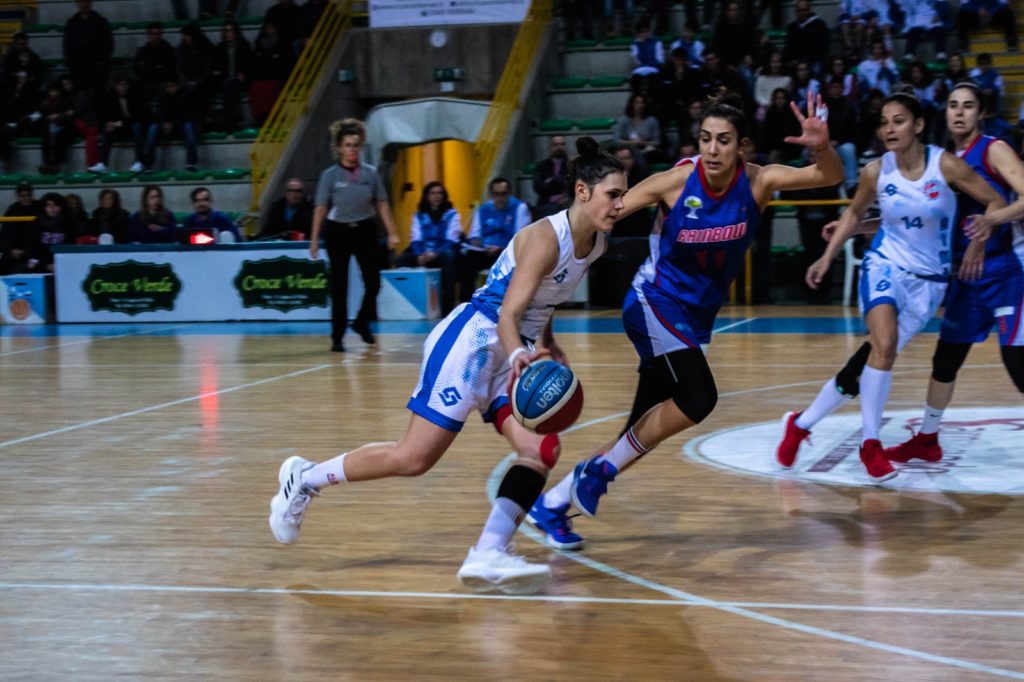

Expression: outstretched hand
xmin=784 ymin=93 xmax=831 ymax=151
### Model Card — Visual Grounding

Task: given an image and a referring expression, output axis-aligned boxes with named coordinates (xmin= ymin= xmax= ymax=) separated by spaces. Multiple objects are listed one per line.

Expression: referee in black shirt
xmin=311 ymin=118 xmax=400 ymax=352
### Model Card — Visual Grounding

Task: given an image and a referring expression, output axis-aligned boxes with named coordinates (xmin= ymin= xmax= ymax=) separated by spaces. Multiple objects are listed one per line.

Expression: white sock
xmin=542 ymin=471 xmax=574 ymax=509
xmin=475 ymin=497 xmax=524 ymax=552
xmin=796 ymin=377 xmax=852 ymax=430
xmin=860 ymin=366 xmax=893 ymax=442
xmin=599 ymin=427 xmax=651 ymax=471
xmin=301 ymin=452 xmax=347 ymax=489
xmin=919 ymin=404 xmax=944 ymax=435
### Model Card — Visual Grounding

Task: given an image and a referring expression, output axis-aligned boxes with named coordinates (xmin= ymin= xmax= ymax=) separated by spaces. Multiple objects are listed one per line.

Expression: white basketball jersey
xmin=872 ymin=144 xmax=957 ymax=277
xmin=472 ymin=210 xmax=606 ymax=342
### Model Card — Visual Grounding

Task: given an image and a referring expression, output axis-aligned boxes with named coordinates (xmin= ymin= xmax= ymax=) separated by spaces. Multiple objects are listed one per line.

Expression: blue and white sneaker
xmin=527 ymin=499 xmax=585 ymax=550
xmin=570 ymin=456 xmax=618 ymax=518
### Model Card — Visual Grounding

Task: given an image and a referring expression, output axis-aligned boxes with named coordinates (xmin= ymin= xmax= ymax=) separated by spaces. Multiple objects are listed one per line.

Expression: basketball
xmin=511 ymin=360 xmax=584 ymax=434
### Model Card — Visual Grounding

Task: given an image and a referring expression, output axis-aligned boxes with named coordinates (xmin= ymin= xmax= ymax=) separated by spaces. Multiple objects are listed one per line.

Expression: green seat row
xmin=26 ymin=16 xmax=264 ymax=34
xmin=12 ymin=129 xmax=259 ymax=148
xmin=552 ymin=75 xmax=628 ymax=90
xmin=0 ymin=168 xmax=251 ymax=187
xmin=537 ymin=117 xmax=617 ymax=132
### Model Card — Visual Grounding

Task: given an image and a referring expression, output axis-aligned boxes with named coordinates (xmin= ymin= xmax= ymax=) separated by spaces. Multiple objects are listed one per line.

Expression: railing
xmin=472 ymin=0 xmax=553 ymax=199
xmin=250 ymin=0 xmax=352 ymax=210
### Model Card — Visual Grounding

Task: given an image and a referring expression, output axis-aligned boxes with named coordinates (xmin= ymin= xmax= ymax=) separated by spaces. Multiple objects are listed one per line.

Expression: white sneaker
xmin=268 ymin=456 xmax=319 ymax=544
xmin=457 ymin=546 xmax=551 ymax=595
xmin=87 ymin=162 xmax=106 ymax=174
xmin=130 ymin=161 xmax=144 ymax=173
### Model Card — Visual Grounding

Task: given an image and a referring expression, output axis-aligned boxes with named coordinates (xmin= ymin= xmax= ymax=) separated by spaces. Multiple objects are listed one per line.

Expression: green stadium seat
xmin=28 ymin=174 xmax=60 ymax=185
xmin=99 ymin=172 xmax=136 ymax=183
xmin=14 ymin=137 xmax=41 ymax=146
xmin=602 ymin=36 xmax=633 ymax=47
xmin=649 ymin=163 xmax=672 ymax=173
xmin=24 ymin=23 xmax=62 ymax=33
xmin=552 ymin=76 xmax=589 ymax=89
xmin=64 ymin=173 xmax=98 ymax=185
xmin=783 ymin=158 xmax=804 ymax=168
xmin=589 ymin=75 xmax=628 ymax=88
xmin=238 ymin=16 xmax=265 ymax=25
xmin=174 ymin=211 xmax=190 ymax=224
xmin=163 ymin=19 xmax=189 ymax=29
xmin=0 ymin=174 xmax=26 ymax=186
xmin=766 ymin=29 xmax=787 ymax=40
xmin=41 ymin=58 xmax=64 ymax=68
xmin=125 ymin=21 xmax=153 ymax=30
xmin=578 ymin=116 xmax=616 ymax=130
xmin=774 ymin=205 xmax=798 ymax=218
xmin=198 ymin=17 xmax=226 ymax=28
xmin=564 ymin=39 xmax=598 ymax=49
xmin=211 ymin=168 xmax=250 ymax=180
xmin=521 ymin=162 xmax=537 ymax=175
xmin=201 ymin=131 xmax=229 ymax=141
xmin=173 ymin=169 xmax=209 ymax=182
xmin=232 ymin=128 xmax=261 ymax=140
xmin=538 ymin=118 xmax=576 ymax=132
xmin=142 ymin=171 xmax=173 ymax=182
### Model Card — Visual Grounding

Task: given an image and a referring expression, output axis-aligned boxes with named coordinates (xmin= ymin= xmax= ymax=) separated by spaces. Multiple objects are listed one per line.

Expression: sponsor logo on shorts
xmin=875 ymin=280 xmax=891 ymax=292
xmin=439 ymin=386 xmax=462 ymax=406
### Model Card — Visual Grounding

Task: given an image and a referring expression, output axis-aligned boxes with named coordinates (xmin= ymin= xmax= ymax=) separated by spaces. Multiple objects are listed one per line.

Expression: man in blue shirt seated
xmin=458 ymin=177 xmax=530 ymax=302
xmin=182 ymin=187 xmax=240 ymax=241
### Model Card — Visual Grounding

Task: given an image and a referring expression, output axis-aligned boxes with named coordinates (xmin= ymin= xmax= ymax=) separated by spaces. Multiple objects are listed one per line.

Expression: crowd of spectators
xmin=0 ymin=0 xmax=328 ymax=175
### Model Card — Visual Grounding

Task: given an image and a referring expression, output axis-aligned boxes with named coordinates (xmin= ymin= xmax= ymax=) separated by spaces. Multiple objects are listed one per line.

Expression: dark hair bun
xmin=576 ymin=136 xmax=600 ymax=157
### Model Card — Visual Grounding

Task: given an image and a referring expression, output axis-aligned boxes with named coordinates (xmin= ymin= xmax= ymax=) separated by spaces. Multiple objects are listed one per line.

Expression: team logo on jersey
xmin=687 ymin=407 xmax=1024 ymax=494
xmin=884 ymin=183 xmax=898 ymax=196
xmin=684 ymin=196 xmax=703 ymax=219
xmin=677 ymin=221 xmax=747 ymax=244
xmin=923 ymin=180 xmax=940 ymax=199
xmin=553 ymin=268 xmax=569 ymax=283
xmin=439 ymin=387 xmax=462 ymax=406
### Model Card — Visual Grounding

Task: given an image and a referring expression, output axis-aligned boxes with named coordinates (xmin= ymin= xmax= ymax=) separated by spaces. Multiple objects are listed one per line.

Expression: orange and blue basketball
xmin=511 ymin=360 xmax=584 ymax=434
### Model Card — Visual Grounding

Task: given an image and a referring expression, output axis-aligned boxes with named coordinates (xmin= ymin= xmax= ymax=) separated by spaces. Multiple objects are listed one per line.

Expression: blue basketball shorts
xmin=859 ymin=253 xmax=948 ymax=353
xmin=940 ymin=267 xmax=1024 ymax=346
xmin=407 ymin=303 xmax=512 ymax=433
xmin=622 ymin=283 xmax=710 ymax=367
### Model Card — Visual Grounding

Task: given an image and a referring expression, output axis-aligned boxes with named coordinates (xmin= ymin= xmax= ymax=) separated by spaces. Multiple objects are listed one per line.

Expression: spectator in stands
xmin=62 ymin=0 xmax=114 ymax=96
xmin=64 ymin=193 xmax=89 ymax=236
xmin=656 ymin=47 xmax=703 ymax=135
xmin=3 ymin=71 xmax=41 ymax=137
xmin=668 ymin=26 xmax=704 ymax=67
xmin=907 ymin=62 xmax=941 ymax=140
xmin=58 ymin=74 xmax=101 ymax=174
xmin=614 ymin=93 xmax=663 ymax=169
xmin=826 ymin=56 xmax=857 ymax=102
xmin=0 ymin=182 xmax=41 ymax=275
xmin=128 ymin=185 xmax=177 ymax=243
xmin=397 ymin=181 xmax=462 ymax=313
xmin=35 ymin=192 xmax=77 ymax=271
xmin=982 ymin=104 xmax=1017 ymax=146
xmin=610 ymin=146 xmax=650 ymax=237
xmin=970 ymin=53 xmax=1004 ymax=116
xmin=95 ymin=76 xmax=148 ymax=174
xmin=855 ymin=88 xmax=887 ymax=158
xmin=183 ymin=187 xmax=240 ymax=241
xmin=759 ymin=87 xmax=802 ymax=163
xmin=864 ymin=0 xmax=895 ymax=56
xmin=177 ymin=25 xmax=215 ymax=127
xmin=822 ymin=77 xmax=859 ymax=196
xmin=957 ymin=0 xmax=1018 ymax=53
xmin=753 ymin=52 xmax=793 ymax=121
xmin=134 ymin=23 xmax=178 ymax=99
xmin=838 ymin=0 xmax=870 ymax=59
xmin=532 ymin=135 xmax=568 ymax=219
xmin=260 ymin=178 xmax=314 ymax=238
xmin=857 ymin=40 xmax=899 ymax=97
xmin=458 ymin=177 xmax=530 ymax=302
xmin=792 ymin=61 xmax=821 ymax=110
xmin=249 ymin=21 xmax=291 ymax=126
xmin=697 ymin=47 xmax=749 ymax=112
xmin=149 ymin=80 xmax=199 ymax=172
xmin=310 ymin=118 xmax=400 ymax=352
xmin=677 ymin=98 xmax=703 ymax=157
xmin=266 ymin=0 xmax=302 ymax=54
xmin=782 ymin=0 xmax=829 ymax=75
xmin=562 ymin=0 xmax=598 ymax=42
xmin=629 ymin=18 xmax=664 ymax=93
xmin=2 ymin=33 xmax=42 ymax=93
xmin=941 ymin=52 xmax=972 ymax=95
xmin=603 ymin=0 xmax=635 ymax=38
xmin=299 ymin=0 xmax=330 ymax=45
xmin=713 ymin=1 xmax=758 ymax=70
xmin=87 ymin=188 xmax=130 ymax=243
xmin=784 ymin=148 xmax=840 ymax=304
xmin=36 ymin=81 xmax=75 ymax=175
xmin=211 ymin=21 xmax=252 ymax=132
xmin=900 ymin=0 xmax=947 ymax=61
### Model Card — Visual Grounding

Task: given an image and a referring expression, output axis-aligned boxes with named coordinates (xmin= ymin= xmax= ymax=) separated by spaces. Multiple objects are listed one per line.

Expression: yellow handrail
xmin=250 ymin=0 xmax=352 ymax=210
xmin=472 ymin=0 xmax=553 ymax=198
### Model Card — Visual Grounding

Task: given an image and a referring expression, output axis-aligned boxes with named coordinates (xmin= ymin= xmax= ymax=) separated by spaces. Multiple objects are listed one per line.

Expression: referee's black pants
xmin=323 ymin=218 xmax=380 ymax=343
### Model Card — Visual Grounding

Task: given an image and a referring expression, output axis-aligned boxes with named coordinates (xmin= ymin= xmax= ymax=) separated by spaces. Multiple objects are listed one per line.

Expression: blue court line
xmin=0 ymin=316 xmax=944 ymax=339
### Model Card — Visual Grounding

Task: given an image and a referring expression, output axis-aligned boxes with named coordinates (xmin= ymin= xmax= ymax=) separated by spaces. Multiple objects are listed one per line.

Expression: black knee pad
xmin=664 ymin=348 xmax=718 ymax=424
xmin=835 ymin=341 xmax=872 ymax=397
xmin=496 ymin=464 xmax=547 ymax=511
xmin=623 ymin=362 xmax=675 ymax=433
xmin=1002 ymin=345 xmax=1024 ymax=393
xmin=932 ymin=341 xmax=972 ymax=384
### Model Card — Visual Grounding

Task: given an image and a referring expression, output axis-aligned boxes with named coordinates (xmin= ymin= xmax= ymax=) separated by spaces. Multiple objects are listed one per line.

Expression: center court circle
xmin=685 ymin=407 xmax=1024 ymax=494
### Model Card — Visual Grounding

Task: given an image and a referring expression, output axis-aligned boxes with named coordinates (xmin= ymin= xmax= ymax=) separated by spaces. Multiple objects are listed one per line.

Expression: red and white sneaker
xmin=883 ymin=431 xmax=942 ymax=462
xmin=776 ymin=411 xmax=811 ymax=468
xmin=860 ymin=439 xmax=898 ymax=483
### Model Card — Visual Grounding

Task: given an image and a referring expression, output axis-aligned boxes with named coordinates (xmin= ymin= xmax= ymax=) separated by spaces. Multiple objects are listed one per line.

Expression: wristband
xmin=508 ymin=347 xmax=529 ymax=367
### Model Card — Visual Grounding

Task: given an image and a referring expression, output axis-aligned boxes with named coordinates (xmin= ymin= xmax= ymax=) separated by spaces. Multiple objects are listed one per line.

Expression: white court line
xmin=485 ymin=388 xmax=1024 ymax=679
xmin=0 ymin=363 xmax=335 ymax=450
xmin=2 ymin=582 xmax=1024 ymax=619
xmin=712 ymin=317 xmax=757 ymax=333
xmin=0 ymin=324 xmax=191 ymax=358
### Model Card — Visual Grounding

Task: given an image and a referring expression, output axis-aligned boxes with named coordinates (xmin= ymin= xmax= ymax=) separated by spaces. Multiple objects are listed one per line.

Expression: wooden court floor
xmin=2 ymin=307 xmax=1023 ymax=681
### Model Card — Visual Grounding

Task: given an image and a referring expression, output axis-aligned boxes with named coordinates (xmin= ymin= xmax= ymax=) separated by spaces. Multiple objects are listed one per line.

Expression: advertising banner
xmin=369 ymin=0 xmax=528 ymax=28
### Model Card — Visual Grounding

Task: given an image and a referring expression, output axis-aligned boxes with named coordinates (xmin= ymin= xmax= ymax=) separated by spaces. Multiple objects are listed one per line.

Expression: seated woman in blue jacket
xmin=396 ymin=182 xmax=463 ymax=313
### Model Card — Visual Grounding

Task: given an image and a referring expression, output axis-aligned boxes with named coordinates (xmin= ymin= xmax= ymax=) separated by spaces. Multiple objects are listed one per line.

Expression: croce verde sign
xmin=82 ymin=260 xmax=182 ymax=314
xmin=233 ymin=256 xmax=329 ymax=312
